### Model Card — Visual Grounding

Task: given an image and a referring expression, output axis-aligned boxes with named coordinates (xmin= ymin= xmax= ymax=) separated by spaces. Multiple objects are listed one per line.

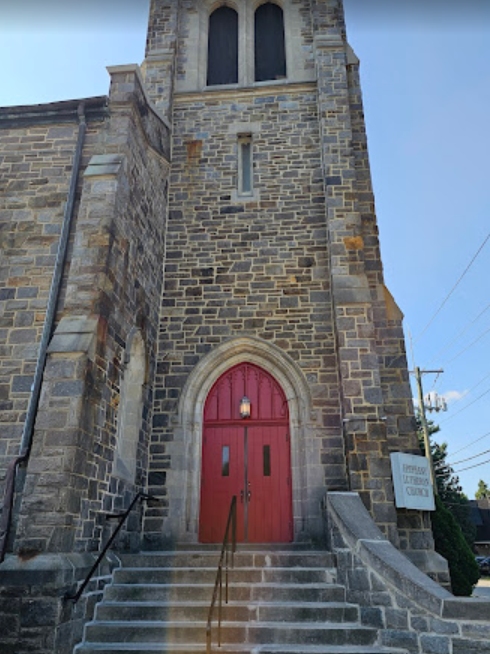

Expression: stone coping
xmin=0 ymin=96 xmax=108 ymax=128
xmin=106 ymin=63 xmax=171 ymax=161
xmin=107 ymin=63 xmax=171 ymax=130
xmin=173 ymin=81 xmax=317 ymax=104
xmin=327 ymin=492 xmax=490 ymax=621
xmin=0 ymin=552 xmax=120 ymax=587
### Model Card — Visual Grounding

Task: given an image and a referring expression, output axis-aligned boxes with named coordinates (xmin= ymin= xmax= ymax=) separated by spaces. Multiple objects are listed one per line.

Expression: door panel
xmin=199 ymin=425 xmax=245 ymax=542
xmin=199 ymin=362 xmax=293 ymax=543
xmin=247 ymin=425 xmax=292 ymax=542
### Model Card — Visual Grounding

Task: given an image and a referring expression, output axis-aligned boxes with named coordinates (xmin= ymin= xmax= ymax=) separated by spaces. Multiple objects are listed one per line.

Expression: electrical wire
xmin=444 ymin=324 xmax=490 ymax=365
xmin=442 ymin=371 xmax=490 ymax=410
xmin=414 ymin=231 xmax=490 ymax=344
xmin=438 ymin=386 xmax=490 ymax=425
xmin=430 ymin=371 xmax=441 ymax=392
xmin=443 ymin=457 xmax=490 ymax=474
xmin=445 ymin=430 xmax=490 ymax=460
xmin=426 ymin=301 xmax=490 ymax=366
xmin=434 ymin=447 xmax=490 ymax=470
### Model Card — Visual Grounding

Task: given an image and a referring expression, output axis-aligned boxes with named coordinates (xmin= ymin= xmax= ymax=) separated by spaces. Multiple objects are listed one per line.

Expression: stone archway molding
xmin=177 ymin=336 xmax=312 ymax=429
xmin=166 ymin=336 xmax=319 ymax=543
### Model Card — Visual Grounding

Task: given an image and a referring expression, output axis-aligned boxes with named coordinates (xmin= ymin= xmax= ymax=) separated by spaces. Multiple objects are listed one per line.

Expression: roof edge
xmin=0 ymin=96 xmax=109 ymax=128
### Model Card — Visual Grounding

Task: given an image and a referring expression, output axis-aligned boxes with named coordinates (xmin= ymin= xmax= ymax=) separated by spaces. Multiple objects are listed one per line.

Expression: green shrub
xmin=431 ymin=496 xmax=480 ymax=596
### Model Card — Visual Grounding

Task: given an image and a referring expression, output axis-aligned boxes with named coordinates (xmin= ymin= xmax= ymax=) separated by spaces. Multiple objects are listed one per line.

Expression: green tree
xmin=475 ymin=479 xmax=490 ymax=500
xmin=417 ymin=414 xmax=479 ymax=595
xmin=431 ymin=496 xmax=480 ymax=596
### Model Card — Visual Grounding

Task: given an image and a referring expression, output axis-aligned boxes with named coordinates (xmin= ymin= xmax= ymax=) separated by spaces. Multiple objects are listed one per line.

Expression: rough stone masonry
xmin=0 ymin=1 xmax=478 ymax=653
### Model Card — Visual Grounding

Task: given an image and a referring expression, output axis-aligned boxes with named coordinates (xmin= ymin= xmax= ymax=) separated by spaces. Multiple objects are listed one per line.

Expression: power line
xmin=444 ymin=457 xmax=490 ymax=474
xmin=435 ymin=447 xmax=490 ymax=470
xmin=443 ymin=371 xmax=490 ymax=410
xmin=430 ymin=371 xmax=442 ymax=392
xmin=439 ymin=386 xmax=490 ymax=425
xmin=444 ymin=324 xmax=490 ymax=365
xmin=426 ymin=301 xmax=490 ymax=366
xmin=414 ymin=230 xmax=490 ymax=343
xmin=445 ymin=430 xmax=490 ymax=460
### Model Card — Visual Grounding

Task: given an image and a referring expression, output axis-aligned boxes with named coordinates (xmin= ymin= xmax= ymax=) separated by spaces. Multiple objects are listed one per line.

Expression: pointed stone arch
xmin=164 ymin=336 xmax=324 ymax=543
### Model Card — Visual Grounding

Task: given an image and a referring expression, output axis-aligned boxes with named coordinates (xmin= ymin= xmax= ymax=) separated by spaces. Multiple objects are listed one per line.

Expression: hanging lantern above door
xmin=240 ymin=396 xmax=251 ymax=419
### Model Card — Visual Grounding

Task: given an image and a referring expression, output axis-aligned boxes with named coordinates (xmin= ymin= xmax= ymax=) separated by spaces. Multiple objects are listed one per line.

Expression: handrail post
xmin=231 ymin=496 xmax=236 ymax=567
xmin=206 ymin=625 xmax=211 ymax=654
xmin=225 ymin=546 xmax=229 ymax=604
xmin=65 ymin=492 xmax=158 ymax=603
xmin=218 ymin=566 xmax=222 ymax=647
xmin=206 ymin=495 xmax=237 ymax=654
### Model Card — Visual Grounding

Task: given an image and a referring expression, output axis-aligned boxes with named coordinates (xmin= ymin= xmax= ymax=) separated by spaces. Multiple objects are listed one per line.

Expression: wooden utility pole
xmin=413 ymin=367 xmax=442 ymax=496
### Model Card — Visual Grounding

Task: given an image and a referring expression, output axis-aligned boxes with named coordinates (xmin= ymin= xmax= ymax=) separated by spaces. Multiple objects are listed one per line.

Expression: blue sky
xmin=1 ymin=1 xmax=489 ymax=497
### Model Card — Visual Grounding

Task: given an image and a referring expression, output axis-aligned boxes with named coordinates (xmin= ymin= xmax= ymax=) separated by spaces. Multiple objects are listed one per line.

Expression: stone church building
xmin=1 ymin=2 xmax=489 ymax=654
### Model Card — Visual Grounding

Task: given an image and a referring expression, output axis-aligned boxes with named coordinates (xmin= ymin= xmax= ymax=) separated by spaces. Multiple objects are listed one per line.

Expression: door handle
xmin=240 ymin=490 xmax=244 ymax=503
xmin=247 ymin=482 xmax=251 ymax=502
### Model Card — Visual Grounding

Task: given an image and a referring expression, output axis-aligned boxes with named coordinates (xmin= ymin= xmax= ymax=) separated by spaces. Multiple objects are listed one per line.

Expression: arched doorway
xmin=199 ymin=362 xmax=293 ymax=543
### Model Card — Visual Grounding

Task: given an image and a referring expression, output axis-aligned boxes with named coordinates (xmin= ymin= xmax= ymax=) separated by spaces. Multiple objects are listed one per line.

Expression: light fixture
xmin=240 ymin=396 xmax=251 ymax=419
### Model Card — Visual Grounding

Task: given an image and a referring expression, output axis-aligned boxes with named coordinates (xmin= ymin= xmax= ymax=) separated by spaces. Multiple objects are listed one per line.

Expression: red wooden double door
xmin=199 ymin=363 xmax=293 ymax=543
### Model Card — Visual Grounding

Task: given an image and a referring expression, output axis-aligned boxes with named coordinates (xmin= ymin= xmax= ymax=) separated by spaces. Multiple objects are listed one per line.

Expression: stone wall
xmin=10 ymin=67 xmax=170 ymax=556
xmin=312 ymin=5 xmax=399 ymax=542
xmin=326 ymin=492 xmax=490 ymax=654
xmin=310 ymin=0 xmax=431 ymax=552
xmin=146 ymin=80 xmax=347 ymax=544
xmin=142 ymin=0 xmax=180 ymax=121
xmin=345 ymin=52 xmax=427 ymax=553
xmin=0 ymin=66 xmax=170 ymax=654
xmin=0 ymin=553 xmax=119 ymax=654
xmin=142 ymin=0 xmax=434 ymax=553
xmin=0 ymin=99 xmax=106 ymax=508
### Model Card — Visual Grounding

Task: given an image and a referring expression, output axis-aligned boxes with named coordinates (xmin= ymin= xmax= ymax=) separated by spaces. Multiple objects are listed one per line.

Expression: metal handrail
xmin=206 ymin=495 xmax=237 ymax=654
xmin=65 ymin=491 xmax=157 ymax=604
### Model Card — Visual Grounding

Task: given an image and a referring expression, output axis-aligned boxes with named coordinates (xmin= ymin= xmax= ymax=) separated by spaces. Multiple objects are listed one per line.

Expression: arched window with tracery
xmin=207 ymin=6 xmax=239 ymax=86
xmin=254 ymin=2 xmax=286 ymax=82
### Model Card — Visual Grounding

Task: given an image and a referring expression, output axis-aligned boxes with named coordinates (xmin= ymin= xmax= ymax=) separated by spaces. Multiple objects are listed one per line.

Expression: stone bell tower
xmin=139 ymin=0 xmax=437 ymax=567
xmin=1 ymin=2 xmax=464 ymax=653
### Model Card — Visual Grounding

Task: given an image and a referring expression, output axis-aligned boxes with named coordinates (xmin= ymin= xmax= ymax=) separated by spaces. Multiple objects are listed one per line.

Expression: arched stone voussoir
xmin=168 ymin=336 xmax=316 ymax=543
xmin=177 ymin=335 xmax=313 ymax=429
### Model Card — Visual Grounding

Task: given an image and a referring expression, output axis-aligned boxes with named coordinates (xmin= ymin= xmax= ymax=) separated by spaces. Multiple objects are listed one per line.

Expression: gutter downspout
xmin=0 ymin=102 xmax=87 ymax=563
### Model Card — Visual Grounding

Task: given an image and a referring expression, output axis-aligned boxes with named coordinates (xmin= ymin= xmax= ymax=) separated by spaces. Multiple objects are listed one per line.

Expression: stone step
xmin=84 ymin=621 xmax=378 ymax=647
xmin=170 ymin=543 xmax=318 ymax=552
xmin=120 ymin=551 xmax=336 ymax=569
xmin=113 ymin=567 xmax=335 ymax=585
xmin=104 ymin=583 xmax=346 ymax=603
xmin=95 ymin=600 xmax=359 ymax=623
xmin=76 ymin=646 xmax=407 ymax=654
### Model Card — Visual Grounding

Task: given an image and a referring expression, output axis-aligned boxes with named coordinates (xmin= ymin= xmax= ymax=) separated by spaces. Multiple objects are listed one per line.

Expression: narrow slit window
xmin=222 ymin=446 xmax=230 ymax=477
xmin=263 ymin=445 xmax=271 ymax=477
xmin=238 ymin=136 xmax=253 ymax=196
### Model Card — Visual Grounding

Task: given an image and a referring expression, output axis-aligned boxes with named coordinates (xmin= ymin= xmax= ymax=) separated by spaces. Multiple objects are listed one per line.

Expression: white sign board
xmin=390 ymin=452 xmax=435 ymax=511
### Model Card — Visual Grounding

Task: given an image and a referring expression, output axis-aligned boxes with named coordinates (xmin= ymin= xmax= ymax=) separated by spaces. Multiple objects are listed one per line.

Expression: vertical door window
xmin=263 ymin=445 xmax=271 ymax=477
xmin=222 ymin=445 xmax=230 ymax=476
